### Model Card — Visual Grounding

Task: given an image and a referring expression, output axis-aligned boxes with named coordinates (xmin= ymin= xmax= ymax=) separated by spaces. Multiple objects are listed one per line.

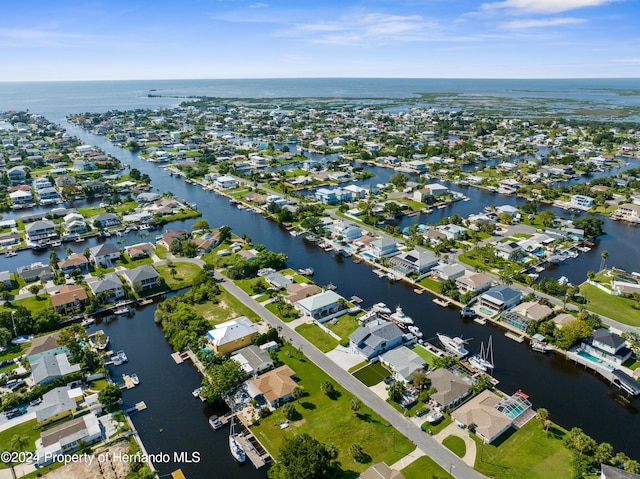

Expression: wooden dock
xmin=433 ymin=298 xmax=450 ymax=307
xmin=125 ymin=401 xmax=147 ymax=413
xmin=474 ymin=317 xmax=487 ymax=325
xmin=505 ymin=331 xmax=525 ymax=343
xmin=122 ymin=374 xmax=137 ymax=389
xmin=171 ymin=469 xmax=186 ymax=479
xmin=413 ymin=288 xmax=426 ymax=294
xmin=171 ymin=351 xmax=190 ymax=364
xmin=234 ymin=414 xmax=273 ymax=469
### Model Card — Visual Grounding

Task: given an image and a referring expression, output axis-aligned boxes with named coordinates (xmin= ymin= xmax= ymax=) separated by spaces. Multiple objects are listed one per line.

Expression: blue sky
xmin=2 ymin=0 xmax=638 ymax=80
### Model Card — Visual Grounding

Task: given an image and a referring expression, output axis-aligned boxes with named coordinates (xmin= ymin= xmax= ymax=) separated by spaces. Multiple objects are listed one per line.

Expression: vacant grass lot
xmin=353 ymin=362 xmax=390 ymax=387
xmin=579 ymin=283 xmax=640 ymax=327
xmin=326 ymin=312 xmax=361 ymax=340
xmin=250 ymin=344 xmax=415 ymax=476
xmin=401 ymin=455 xmax=454 ymax=479
xmin=156 ymin=262 xmax=202 ymax=290
xmin=474 ymin=419 xmax=572 ymax=479
xmin=192 ymin=289 xmax=260 ymax=324
xmin=295 ymin=322 xmax=339 ymax=353
xmin=0 ymin=419 xmax=40 ymax=469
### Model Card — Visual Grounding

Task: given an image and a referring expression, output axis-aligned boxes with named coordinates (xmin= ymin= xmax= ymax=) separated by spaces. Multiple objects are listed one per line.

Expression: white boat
xmin=437 ymin=333 xmax=469 ymax=358
xmin=390 ymin=306 xmax=413 ymax=325
xmin=4 ymin=250 xmax=17 ymax=257
xmin=229 ymin=417 xmax=246 ymax=462
xmin=81 ymin=317 xmax=96 ymax=327
xmin=558 ymin=276 xmax=570 ymax=286
xmin=50 ymin=241 xmax=62 ymax=247
xmin=116 ymin=350 xmax=128 ymax=362
xmin=408 ymin=325 xmax=423 ymax=338
xmin=468 ymin=336 xmax=494 ymax=372
xmin=192 ymin=387 xmax=202 ymax=398
xmin=113 ymin=306 xmax=131 ymax=315
xmin=209 ymin=415 xmax=223 ymax=430
xmin=530 ymin=334 xmax=553 ymax=353
xmin=372 ymin=302 xmax=392 ymax=314
xmin=130 ymin=374 xmax=139 ymax=385
xmin=425 ymin=408 xmax=443 ymax=423
xmin=75 ymin=237 xmax=85 ymax=243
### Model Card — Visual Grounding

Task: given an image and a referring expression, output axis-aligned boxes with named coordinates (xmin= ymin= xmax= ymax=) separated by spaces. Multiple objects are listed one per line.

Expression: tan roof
xmin=552 ymin=313 xmax=576 ymax=328
xmin=286 ymin=283 xmax=322 ymax=304
xmin=57 ymin=253 xmax=88 ymax=269
xmin=40 ymin=415 xmax=87 ymax=447
xmin=126 ymin=242 xmax=154 ymax=257
xmin=457 ymin=272 xmax=492 ymax=288
xmin=360 ymin=463 xmax=406 ymax=479
xmin=511 ymin=301 xmax=553 ymax=321
xmin=50 ymin=285 xmax=88 ymax=308
xmin=427 ymin=369 xmax=470 ymax=407
xmin=251 ymin=365 xmax=297 ymax=403
xmin=25 ymin=332 xmax=62 ymax=358
xmin=452 ymin=390 xmax=512 ymax=443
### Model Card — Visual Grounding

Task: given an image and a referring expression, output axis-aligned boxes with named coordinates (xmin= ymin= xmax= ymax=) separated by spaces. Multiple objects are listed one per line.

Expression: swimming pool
xmin=479 ymin=307 xmax=495 ymax=315
xmin=577 ymin=350 xmax=616 ymax=370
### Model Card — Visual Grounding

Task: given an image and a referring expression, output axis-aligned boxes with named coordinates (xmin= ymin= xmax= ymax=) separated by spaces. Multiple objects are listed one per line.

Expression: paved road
xmin=216 ymin=272 xmax=488 ymax=479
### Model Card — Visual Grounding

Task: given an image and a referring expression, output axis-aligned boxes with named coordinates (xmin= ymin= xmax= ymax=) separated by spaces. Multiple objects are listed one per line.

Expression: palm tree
xmin=6 ymin=434 xmax=28 ymax=479
xmin=536 ymin=408 xmax=551 ymax=435
xmin=600 ymin=250 xmax=608 ymax=272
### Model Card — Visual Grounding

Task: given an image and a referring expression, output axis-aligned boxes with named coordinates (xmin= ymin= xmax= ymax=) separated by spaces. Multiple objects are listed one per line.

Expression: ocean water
xmin=0 ymin=78 xmax=639 ymax=122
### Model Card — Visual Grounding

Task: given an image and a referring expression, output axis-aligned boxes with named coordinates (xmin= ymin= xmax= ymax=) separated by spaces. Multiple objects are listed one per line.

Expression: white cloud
xmin=501 ymin=17 xmax=586 ymax=28
xmin=480 ymin=0 xmax=616 ymax=14
xmin=287 ymin=13 xmax=441 ymax=45
xmin=249 ymin=2 xmax=268 ymax=8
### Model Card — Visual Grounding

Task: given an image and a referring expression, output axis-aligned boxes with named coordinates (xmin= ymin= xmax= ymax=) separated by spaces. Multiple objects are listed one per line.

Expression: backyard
xmin=579 ymin=282 xmax=640 ymax=327
xmin=250 ymin=344 xmax=415 ymax=475
xmin=192 ymin=289 xmax=260 ymax=323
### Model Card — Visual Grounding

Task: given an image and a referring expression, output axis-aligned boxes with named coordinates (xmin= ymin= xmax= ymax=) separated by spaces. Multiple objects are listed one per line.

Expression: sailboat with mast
xmin=469 ymin=336 xmax=494 ymax=372
xmin=228 ymin=416 xmax=246 ymax=463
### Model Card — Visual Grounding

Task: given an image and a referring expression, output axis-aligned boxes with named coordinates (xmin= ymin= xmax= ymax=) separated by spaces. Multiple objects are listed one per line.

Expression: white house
xmin=215 ymin=175 xmax=237 ymax=189
xmin=367 ymin=238 xmax=398 ymax=259
xmin=295 ymin=290 xmax=344 ymax=322
xmin=379 ymin=346 xmax=425 ymax=383
xmin=35 ymin=413 xmax=104 ymax=466
xmin=89 ymin=243 xmax=121 ymax=267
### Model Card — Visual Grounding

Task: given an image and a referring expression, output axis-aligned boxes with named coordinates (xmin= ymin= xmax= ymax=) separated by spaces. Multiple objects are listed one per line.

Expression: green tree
xmin=192 ymin=219 xmax=210 ymax=230
xmin=387 ymin=380 xmax=405 ymax=403
xmin=292 ymin=386 xmax=305 ymax=401
xmin=5 ymin=434 xmax=29 ymax=479
xmin=200 ymin=359 xmax=246 ymax=402
xmin=282 ymin=402 xmax=297 ymax=420
xmin=350 ymin=397 xmax=362 ymax=416
xmin=349 ymin=443 xmax=366 ymax=462
xmin=98 ymin=383 xmax=123 ymax=412
xmin=389 ymin=173 xmax=409 ymax=189
xmin=439 ymin=279 xmax=458 ymax=298
xmin=268 ymin=433 xmax=340 ymax=479
xmin=471 ymin=374 xmax=493 ymax=394
xmin=28 ymin=284 xmax=41 ymax=298
xmin=594 ymin=442 xmax=614 ymax=465
xmin=320 ymin=380 xmax=335 ymax=398
xmin=600 ymin=250 xmax=608 ymax=272
xmin=536 ymin=407 xmax=551 ymax=435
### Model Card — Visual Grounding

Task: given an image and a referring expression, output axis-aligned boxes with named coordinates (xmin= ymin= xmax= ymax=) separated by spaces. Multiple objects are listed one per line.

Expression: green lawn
xmin=411 ymin=345 xmax=438 ymax=368
xmin=352 ymin=362 xmax=390 ymax=386
xmin=418 ymin=276 xmax=441 ymax=294
xmin=234 ymin=276 xmax=268 ymax=295
xmin=326 ymin=313 xmax=360 ymax=340
xmin=401 ymin=455 xmax=454 ymax=479
xmin=250 ymin=344 xmax=415 ymax=475
xmin=0 ymin=344 xmax=27 ymax=362
xmin=265 ymin=301 xmax=300 ymax=322
xmin=192 ymin=289 xmax=260 ymax=324
xmin=443 ymin=435 xmax=466 ymax=458
xmin=13 ymin=296 xmax=52 ymax=315
xmin=116 ymin=254 xmax=154 ymax=269
xmin=421 ymin=414 xmax=452 ymax=436
xmin=579 ymin=283 xmax=640 ymax=327
xmin=474 ymin=419 xmax=572 ymax=479
xmin=155 ymin=244 xmax=168 ymax=259
xmin=0 ymin=419 xmax=40 ymax=469
xmin=295 ymin=322 xmax=339 ymax=353
xmin=78 ymin=201 xmax=137 ymax=218
xmin=155 ymin=262 xmax=202 ymax=290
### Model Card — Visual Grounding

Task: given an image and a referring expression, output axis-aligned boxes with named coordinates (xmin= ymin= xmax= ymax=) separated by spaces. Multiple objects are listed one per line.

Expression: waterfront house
xmin=89 ymin=243 xmax=121 ymax=267
xmin=614 ymin=203 xmax=640 ymax=223
xmin=35 ymin=413 xmax=104 ymax=466
xmin=63 ymin=213 xmax=88 ymax=235
xmin=231 ymin=345 xmax=274 ymax=377
xmin=330 ymin=220 xmax=362 ymax=241
xmin=25 ymin=219 xmax=56 ymax=242
xmin=72 ymin=159 xmax=96 ymax=171
xmin=38 ymin=187 xmax=60 ymax=203
xmin=285 ymin=283 xmax=322 ymax=304
xmin=33 ymin=177 xmax=52 ymax=190
xmin=125 ymin=242 xmax=155 ymax=259
xmin=349 ymin=318 xmax=405 ymax=360
xmin=451 ymin=390 xmax=513 ymax=444
xmin=501 ymin=301 xmax=553 ymax=331
xmin=379 ymin=346 xmax=425 ymax=383
xmin=57 ymin=254 xmax=90 ymax=275
xmin=552 ymin=312 xmax=576 ymax=328
xmin=54 ymin=175 xmax=76 ymax=187
xmin=455 ymin=272 xmax=493 ymax=294
xmin=30 ymin=353 xmax=81 ymax=386
xmin=389 ymin=248 xmax=438 ymax=275
xmin=36 ymin=386 xmax=83 ymax=425
xmin=17 ymin=262 xmax=53 ymax=283
xmin=137 ymin=192 xmax=161 ymax=203
xmin=432 ymin=263 xmax=467 ymax=281
xmin=367 ymin=238 xmax=398 ymax=259
xmin=479 ymin=285 xmax=523 ymax=313
xmin=215 ymin=175 xmax=237 ymax=189
xmin=207 ymin=316 xmax=258 ymax=355
xmin=160 ymin=229 xmax=187 ymax=249
xmin=496 ymin=205 xmax=520 ymax=218
xmin=0 ymin=271 xmax=12 ymax=288
xmin=249 ymin=365 xmax=298 ymax=408
xmin=9 ymin=189 xmax=33 ymax=205
xmin=92 ymin=213 xmax=120 ymax=229
xmin=264 ymin=272 xmax=293 ymax=290
xmin=50 ymin=284 xmax=88 ymax=315
xmin=121 ymin=264 xmax=160 ymax=291
xmin=87 ymin=273 xmax=125 ymax=301
xmin=494 ymin=241 xmax=523 ymax=261
xmin=580 ymin=329 xmax=632 ymax=365
xmin=570 ymin=195 xmax=595 ymax=209
xmin=25 ymin=332 xmax=67 ymax=362
xmin=295 ymin=290 xmax=344 ymax=321
xmin=426 ymin=368 xmax=471 ymax=409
